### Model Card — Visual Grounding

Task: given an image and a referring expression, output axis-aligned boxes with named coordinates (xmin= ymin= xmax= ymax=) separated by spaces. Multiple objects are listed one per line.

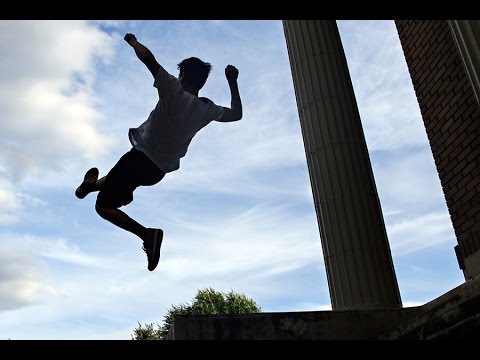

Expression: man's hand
xmin=218 ymin=64 xmax=242 ymax=122
xmin=124 ymin=33 xmax=137 ymax=45
xmin=225 ymin=65 xmax=239 ymax=83
xmin=125 ymin=33 xmax=160 ymax=78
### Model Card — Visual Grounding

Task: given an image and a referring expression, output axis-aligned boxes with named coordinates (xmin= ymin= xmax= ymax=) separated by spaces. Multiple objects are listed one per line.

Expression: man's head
xmin=177 ymin=57 xmax=212 ymax=90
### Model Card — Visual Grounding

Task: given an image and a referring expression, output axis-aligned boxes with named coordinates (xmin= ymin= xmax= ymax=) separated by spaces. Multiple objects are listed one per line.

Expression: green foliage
xmin=131 ymin=322 xmax=163 ymax=340
xmin=132 ymin=287 xmax=261 ymax=340
xmin=157 ymin=303 xmax=192 ymax=339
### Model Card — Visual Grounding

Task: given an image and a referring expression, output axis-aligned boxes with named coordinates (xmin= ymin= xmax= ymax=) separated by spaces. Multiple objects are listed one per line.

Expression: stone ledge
xmin=380 ymin=274 xmax=480 ymax=339
xmin=167 ymin=307 xmax=421 ymax=340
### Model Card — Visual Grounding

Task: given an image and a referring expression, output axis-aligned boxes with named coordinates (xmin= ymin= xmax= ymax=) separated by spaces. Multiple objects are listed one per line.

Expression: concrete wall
xmin=380 ymin=274 xmax=480 ymax=339
xmin=168 ymin=275 xmax=480 ymax=340
xmin=168 ymin=308 xmax=420 ymax=340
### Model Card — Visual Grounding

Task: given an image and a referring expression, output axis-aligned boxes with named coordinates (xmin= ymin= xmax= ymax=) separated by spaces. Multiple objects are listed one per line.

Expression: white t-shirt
xmin=128 ymin=65 xmax=224 ymax=173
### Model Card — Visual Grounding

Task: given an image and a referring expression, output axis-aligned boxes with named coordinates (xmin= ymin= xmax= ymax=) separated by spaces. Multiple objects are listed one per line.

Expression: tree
xmin=130 ymin=322 xmax=163 ymax=340
xmin=132 ymin=287 xmax=262 ymax=340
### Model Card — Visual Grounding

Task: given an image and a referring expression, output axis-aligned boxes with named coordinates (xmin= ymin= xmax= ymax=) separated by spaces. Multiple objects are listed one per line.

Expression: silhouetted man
xmin=75 ymin=33 xmax=243 ymax=271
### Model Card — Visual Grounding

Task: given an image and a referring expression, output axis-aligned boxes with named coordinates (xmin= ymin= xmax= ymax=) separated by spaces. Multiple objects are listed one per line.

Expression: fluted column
xmin=283 ymin=20 xmax=402 ymax=309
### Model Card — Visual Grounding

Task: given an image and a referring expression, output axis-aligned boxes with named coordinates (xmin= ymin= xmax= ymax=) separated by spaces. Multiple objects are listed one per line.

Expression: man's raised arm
xmin=124 ymin=33 xmax=160 ymax=78
xmin=218 ymin=65 xmax=243 ymax=122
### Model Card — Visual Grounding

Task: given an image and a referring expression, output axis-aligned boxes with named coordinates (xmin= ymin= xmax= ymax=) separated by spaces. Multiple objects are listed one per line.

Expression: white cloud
xmin=0 ymin=186 xmax=21 ymax=224
xmin=0 ymin=192 xmax=326 ymax=338
xmin=373 ymin=149 xmax=448 ymax=216
xmin=0 ymin=245 xmax=58 ymax=311
xmin=0 ymin=19 xmax=124 ymax=238
xmin=0 ymin=179 xmax=46 ymax=224
xmin=338 ymin=20 xmax=429 ymax=152
xmin=0 ymin=20 xmax=117 ymax=187
xmin=0 ymin=232 xmax=125 ymax=270
xmin=120 ymin=200 xmax=325 ymax=286
xmin=0 ymin=216 xmax=323 ymax=339
xmin=388 ymin=211 xmax=456 ymax=255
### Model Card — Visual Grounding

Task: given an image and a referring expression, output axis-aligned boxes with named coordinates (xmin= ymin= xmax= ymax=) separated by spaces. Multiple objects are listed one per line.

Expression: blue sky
xmin=0 ymin=20 xmax=464 ymax=339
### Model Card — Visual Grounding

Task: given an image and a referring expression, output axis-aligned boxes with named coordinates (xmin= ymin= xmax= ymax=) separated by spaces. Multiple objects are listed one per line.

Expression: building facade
xmin=395 ymin=20 xmax=480 ymax=281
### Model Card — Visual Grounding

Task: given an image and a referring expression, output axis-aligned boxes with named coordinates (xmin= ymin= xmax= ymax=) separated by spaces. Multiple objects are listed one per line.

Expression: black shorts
xmin=96 ymin=147 xmax=166 ymax=208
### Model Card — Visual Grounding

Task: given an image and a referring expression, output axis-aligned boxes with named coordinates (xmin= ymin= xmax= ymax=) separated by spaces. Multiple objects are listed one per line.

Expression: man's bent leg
xmin=94 ymin=148 xmax=165 ymax=271
xmin=96 ymin=176 xmax=107 ymax=189
xmin=95 ymin=204 xmax=147 ymax=241
xmin=95 ymin=204 xmax=163 ymax=271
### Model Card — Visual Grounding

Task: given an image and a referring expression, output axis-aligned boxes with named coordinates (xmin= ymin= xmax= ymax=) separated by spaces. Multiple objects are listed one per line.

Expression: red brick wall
xmin=395 ymin=20 xmax=480 ymax=269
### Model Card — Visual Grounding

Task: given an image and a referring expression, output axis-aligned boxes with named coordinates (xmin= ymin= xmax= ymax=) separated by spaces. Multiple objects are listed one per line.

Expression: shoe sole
xmin=148 ymin=229 xmax=163 ymax=271
xmin=75 ymin=167 xmax=99 ymax=199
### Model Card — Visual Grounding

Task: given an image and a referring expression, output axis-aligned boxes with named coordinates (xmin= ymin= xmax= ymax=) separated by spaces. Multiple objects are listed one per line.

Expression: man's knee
xmin=95 ymin=204 xmax=109 ymax=219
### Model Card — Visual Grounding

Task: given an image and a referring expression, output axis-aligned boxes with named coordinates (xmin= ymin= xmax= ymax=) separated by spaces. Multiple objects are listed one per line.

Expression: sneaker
xmin=142 ymin=228 xmax=163 ymax=271
xmin=75 ymin=167 xmax=99 ymax=199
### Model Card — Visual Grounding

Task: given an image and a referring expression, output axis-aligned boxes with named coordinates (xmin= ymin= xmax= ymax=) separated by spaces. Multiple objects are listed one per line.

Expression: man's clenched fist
xmin=124 ymin=33 xmax=137 ymax=43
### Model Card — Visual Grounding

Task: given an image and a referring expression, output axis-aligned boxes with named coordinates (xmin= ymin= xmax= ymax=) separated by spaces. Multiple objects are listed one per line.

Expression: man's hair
xmin=177 ymin=57 xmax=212 ymax=90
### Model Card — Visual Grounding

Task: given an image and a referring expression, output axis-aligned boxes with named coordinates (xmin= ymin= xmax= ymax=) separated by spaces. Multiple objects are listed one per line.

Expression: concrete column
xmin=283 ymin=20 xmax=402 ymax=309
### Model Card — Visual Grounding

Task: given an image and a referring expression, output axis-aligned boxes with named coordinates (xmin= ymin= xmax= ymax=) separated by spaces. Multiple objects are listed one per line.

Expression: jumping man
xmin=75 ymin=33 xmax=243 ymax=271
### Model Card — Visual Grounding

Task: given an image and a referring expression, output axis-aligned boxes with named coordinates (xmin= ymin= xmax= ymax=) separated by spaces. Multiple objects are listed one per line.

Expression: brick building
xmin=395 ymin=20 xmax=480 ymax=280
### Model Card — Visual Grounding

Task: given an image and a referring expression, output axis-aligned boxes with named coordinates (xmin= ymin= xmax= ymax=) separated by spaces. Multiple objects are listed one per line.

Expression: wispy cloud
xmin=159 ymin=202 xmax=323 ymax=280
xmin=0 ymin=180 xmax=46 ymax=224
xmin=338 ymin=20 xmax=429 ymax=152
xmin=0 ymin=184 xmax=22 ymax=224
xmin=388 ymin=211 xmax=456 ymax=255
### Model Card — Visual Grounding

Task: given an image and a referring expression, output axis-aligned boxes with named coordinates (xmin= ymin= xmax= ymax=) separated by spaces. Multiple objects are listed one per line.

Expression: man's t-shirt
xmin=128 ymin=65 xmax=224 ymax=173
